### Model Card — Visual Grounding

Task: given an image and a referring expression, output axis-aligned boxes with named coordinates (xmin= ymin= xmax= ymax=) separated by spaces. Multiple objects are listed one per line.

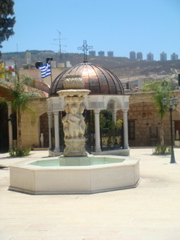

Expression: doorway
xmin=175 ymin=121 xmax=180 ymax=139
xmin=0 ymin=103 xmax=9 ymax=152
xmin=39 ymin=113 xmax=49 ymax=147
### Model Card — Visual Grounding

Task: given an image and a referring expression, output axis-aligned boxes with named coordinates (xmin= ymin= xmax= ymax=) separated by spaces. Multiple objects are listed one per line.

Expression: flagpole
xmin=49 ymin=61 xmax=53 ymax=85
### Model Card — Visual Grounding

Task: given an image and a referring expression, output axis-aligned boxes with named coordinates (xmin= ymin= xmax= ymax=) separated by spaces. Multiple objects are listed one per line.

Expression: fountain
xmin=9 ymin=75 xmax=140 ymax=194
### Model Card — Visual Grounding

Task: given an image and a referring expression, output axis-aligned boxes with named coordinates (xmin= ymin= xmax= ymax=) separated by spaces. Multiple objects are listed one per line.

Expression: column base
xmin=95 ymin=147 xmax=102 ymax=152
xmin=54 ymin=148 xmax=60 ymax=153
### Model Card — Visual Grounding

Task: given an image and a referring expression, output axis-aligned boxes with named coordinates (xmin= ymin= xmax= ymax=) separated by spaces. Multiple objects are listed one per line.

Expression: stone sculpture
xmin=62 ymin=101 xmax=85 ymax=139
xmin=57 ymin=75 xmax=90 ymax=157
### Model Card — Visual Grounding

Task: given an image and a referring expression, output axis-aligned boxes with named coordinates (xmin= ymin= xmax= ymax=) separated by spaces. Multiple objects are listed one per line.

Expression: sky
xmin=2 ymin=0 xmax=180 ymax=60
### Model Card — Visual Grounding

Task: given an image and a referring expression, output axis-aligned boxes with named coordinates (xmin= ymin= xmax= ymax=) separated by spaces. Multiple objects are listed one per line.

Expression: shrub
xmin=153 ymin=144 xmax=171 ymax=155
xmin=9 ymin=147 xmax=31 ymax=157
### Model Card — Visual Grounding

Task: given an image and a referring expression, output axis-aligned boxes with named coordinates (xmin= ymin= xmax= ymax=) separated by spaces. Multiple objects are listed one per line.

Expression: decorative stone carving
xmin=62 ymin=102 xmax=85 ymax=139
xmin=63 ymin=74 xmax=85 ymax=89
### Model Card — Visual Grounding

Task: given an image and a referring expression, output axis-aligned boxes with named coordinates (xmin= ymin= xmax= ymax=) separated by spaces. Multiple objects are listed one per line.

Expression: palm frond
xmin=143 ymin=79 xmax=173 ymax=118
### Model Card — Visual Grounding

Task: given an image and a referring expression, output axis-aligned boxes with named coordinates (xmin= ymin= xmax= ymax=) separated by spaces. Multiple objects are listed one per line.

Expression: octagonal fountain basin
xmin=9 ymin=155 xmax=140 ymax=195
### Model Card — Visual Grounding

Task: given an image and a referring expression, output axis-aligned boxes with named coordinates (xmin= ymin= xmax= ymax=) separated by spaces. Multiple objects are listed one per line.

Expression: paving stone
xmin=0 ymin=149 xmax=180 ymax=240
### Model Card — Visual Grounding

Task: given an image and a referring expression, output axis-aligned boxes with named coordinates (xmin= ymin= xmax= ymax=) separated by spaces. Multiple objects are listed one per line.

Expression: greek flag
xmin=39 ymin=63 xmax=51 ymax=78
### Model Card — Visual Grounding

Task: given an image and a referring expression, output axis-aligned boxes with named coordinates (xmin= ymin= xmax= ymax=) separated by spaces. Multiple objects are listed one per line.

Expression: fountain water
xmin=9 ymin=75 xmax=140 ymax=194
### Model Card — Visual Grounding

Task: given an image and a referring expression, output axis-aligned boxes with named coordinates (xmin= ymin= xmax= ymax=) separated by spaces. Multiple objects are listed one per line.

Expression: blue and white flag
xmin=39 ymin=63 xmax=51 ymax=78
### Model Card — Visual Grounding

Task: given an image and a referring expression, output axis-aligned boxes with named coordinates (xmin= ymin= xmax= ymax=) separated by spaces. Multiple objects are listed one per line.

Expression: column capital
xmin=94 ymin=109 xmax=100 ymax=114
xmin=53 ymin=111 xmax=59 ymax=115
xmin=7 ymin=101 xmax=11 ymax=106
xmin=47 ymin=112 xmax=52 ymax=116
xmin=122 ymin=109 xmax=128 ymax=113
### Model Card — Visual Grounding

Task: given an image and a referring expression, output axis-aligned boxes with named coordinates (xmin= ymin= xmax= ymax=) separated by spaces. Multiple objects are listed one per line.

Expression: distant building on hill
xmin=147 ymin=52 xmax=154 ymax=61
xmin=89 ymin=51 xmax=96 ymax=56
xmin=107 ymin=51 xmax=114 ymax=57
xmin=171 ymin=52 xmax=178 ymax=60
xmin=26 ymin=51 xmax=31 ymax=64
xmin=98 ymin=51 xmax=105 ymax=57
xmin=129 ymin=51 xmax=136 ymax=60
xmin=160 ymin=52 xmax=167 ymax=61
xmin=137 ymin=52 xmax=143 ymax=60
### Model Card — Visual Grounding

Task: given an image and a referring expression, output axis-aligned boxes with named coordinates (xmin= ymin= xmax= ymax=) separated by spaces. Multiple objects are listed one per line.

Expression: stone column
xmin=47 ymin=112 xmax=53 ymax=150
xmin=112 ymin=110 xmax=117 ymax=123
xmin=122 ymin=109 xmax=129 ymax=149
xmin=94 ymin=110 xmax=101 ymax=152
xmin=8 ymin=103 xmax=13 ymax=150
xmin=53 ymin=111 xmax=60 ymax=152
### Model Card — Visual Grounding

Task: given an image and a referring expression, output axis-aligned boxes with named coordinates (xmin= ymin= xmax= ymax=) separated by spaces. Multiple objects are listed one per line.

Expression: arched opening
xmin=39 ymin=113 xmax=49 ymax=147
xmin=0 ymin=103 xmax=9 ymax=152
xmin=11 ymin=112 xmax=17 ymax=148
xmin=107 ymin=99 xmax=115 ymax=111
xmin=83 ymin=109 xmax=123 ymax=153
xmin=84 ymin=110 xmax=95 ymax=153
xmin=100 ymin=110 xmax=123 ymax=151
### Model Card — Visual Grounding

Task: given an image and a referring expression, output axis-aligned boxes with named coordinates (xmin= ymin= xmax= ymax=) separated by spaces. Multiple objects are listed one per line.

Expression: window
xmin=128 ymin=120 xmax=135 ymax=140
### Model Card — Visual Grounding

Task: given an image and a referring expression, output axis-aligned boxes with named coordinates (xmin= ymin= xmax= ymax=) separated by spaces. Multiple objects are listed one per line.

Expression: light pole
xmin=162 ymin=96 xmax=179 ymax=164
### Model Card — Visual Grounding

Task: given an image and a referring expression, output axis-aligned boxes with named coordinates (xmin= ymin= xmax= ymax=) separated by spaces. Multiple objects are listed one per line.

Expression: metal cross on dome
xmin=78 ymin=40 xmax=93 ymax=62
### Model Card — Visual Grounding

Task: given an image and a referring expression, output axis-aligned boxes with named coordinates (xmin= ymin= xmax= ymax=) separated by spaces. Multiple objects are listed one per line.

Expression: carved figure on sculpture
xmin=79 ymin=103 xmax=86 ymax=138
xmin=62 ymin=105 xmax=69 ymax=138
xmin=62 ymin=102 xmax=86 ymax=139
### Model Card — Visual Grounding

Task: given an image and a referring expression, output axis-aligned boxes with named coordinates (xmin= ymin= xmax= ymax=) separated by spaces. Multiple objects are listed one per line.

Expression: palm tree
xmin=143 ymin=80 xmax=173 ymax=146
xmin=0 ymin=71 xmax=38 ymax=153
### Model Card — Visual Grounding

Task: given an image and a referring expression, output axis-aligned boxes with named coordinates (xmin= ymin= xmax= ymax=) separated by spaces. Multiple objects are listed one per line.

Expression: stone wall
xmin=19 ymin=68 xmax=67 ymax=86
xmin=117 ymin=90 xmax=180 ymax=147
xmin=20 ymin=90 xmax=180 ymax=149
xmin=21 ymin=98 xmax=47 ymax=148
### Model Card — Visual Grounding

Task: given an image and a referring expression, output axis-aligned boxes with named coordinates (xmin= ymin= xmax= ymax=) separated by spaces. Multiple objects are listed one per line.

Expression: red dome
xmin=49 ymin=62 xmax=124 ymax=96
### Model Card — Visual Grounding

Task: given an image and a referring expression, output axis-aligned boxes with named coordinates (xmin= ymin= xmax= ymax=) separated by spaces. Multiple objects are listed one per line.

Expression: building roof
xmin=49 ymin=62 xmax=124 ymax=97
xmin=0 ymin=82 xmax=48 ymax=101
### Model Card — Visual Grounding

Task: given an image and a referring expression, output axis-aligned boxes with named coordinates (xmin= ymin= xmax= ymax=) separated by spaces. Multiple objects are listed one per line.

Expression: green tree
xmin=0 ymin=0 xmax=15 ymax=55
xmin=100 ymin=110 xmax=113 ymax=129
xmin=143 ymin=80 xmax=173 ymax=146
xmin=0 ymin=72 xmax=38 ymax=154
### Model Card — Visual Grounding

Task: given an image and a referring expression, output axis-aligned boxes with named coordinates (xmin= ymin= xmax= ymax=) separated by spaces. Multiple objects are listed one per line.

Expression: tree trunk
xmin=159 ymin=117 xmax=165 ymax=146
xmin=17 ymin=106 xmax=22 ymax=151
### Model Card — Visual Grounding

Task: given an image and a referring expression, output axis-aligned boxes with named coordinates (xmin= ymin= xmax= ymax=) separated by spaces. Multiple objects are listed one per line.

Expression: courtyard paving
xmin=0 ymin=148 xmax=180 ymax=240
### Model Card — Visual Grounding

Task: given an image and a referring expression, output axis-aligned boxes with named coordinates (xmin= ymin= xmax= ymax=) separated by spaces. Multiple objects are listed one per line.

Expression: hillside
xmin=2 ymin=51 xmax=180 ymax=85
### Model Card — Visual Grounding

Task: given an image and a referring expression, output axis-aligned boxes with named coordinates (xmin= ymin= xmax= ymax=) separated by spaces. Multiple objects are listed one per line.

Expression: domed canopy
xmin=49 ymin=62 xmax=124 ymax=96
